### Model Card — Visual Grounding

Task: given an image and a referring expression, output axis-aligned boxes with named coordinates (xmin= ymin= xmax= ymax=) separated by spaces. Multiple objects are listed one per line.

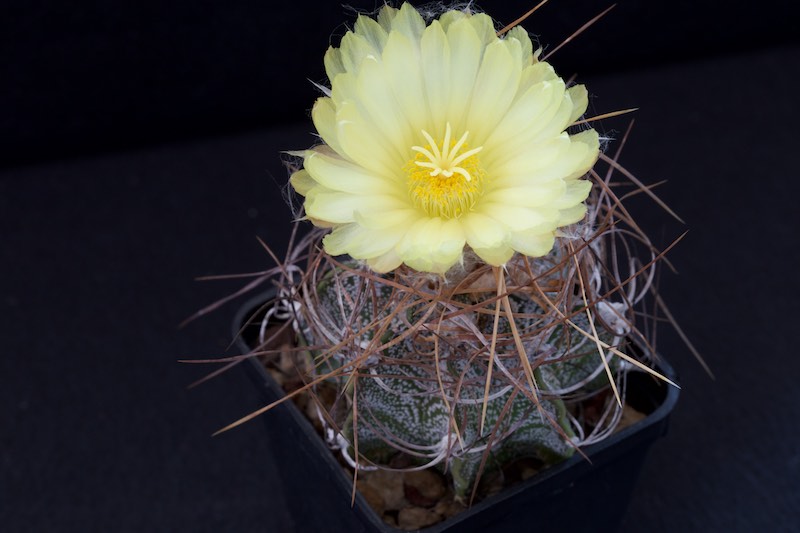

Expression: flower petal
xmin=305 ymin=189 xmax=405 ymax=224
xmin=303 ymin=149 xmax=403 ymax=195
xmin=509 ymin=229 xmax=555 ymax=257
xmin=354 ymin=14 xmax=389 ymax=53
xmin=516 ymin=62 xmax=559 ymax=94
xmin=381 ymin=30 xmax=428 ymax=133
xmin=557 ymin=204 xmax=587 ymax=225
xmin=466 ymin=13 xmax=498 ymax=49
xmin=339 ymin=31 xmax=381 ymax=74
xmin=354 ymin=208 xmax=417 ymax=230
xmin=324 ymin=46 xmax=346 ymax=80
xmin=467 ymin=39 xmax=523 ymax=146
xmin=551 ymin=179 xmax=592 ymax=209
xmin=289 ymin=169 xmax=316 ymax=196
xmin=506 ymin=26 xmax=534 ymax=66
xmin=335 ymin=100 xmax=405 ymax=177
xmin=311 ymin=97 xmax=345 ymax=156
xmin=389 ymin=2 xmax=425 ymax=42
xmin=368 ymin=249 xmax=404 ymax=273
xmin=420 ymin=20 xmax=450 ymax=138
xmin=463 ymin=212 xmax=508 ymax=250
xmin=472 ymin=245 xmax=514 ymax=266
xmin=482 ymin=80 xmax=563 ymax=166
xmin=491 ymin=131 xmax=597 ymax=188
xmin=438 ymin=9 xmax=467 ymax=30
xmin=377 ymin=5 xmax=399 ymax=32
xmin=479 ymin=203 xmax=559 ymax=231
xmin=567 ymin=84 xmax=589 ymax=124
xmin=481 ymin=180 xmax=567 ymax=208
xmin=445 ymin=18 xmax=482 ymax=134
xmin=396 ymin=218 xmax=466 ymax=273
xmin=563 ymin=129 xmax=600 ymax=179
xmin=324 ymin=222 xmax=408 ymax=259
xmin=355 ymin=57 xmax=414 ymax=157
xmin=488 ymin=134 xmax=572 ymax=185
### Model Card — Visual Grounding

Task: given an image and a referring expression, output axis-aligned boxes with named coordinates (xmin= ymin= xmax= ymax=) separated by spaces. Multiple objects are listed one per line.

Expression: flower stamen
xmin=406 ymin=122 xmax=486 ymax=219
xmin=411 ymin=123 xmax=483 ymax=182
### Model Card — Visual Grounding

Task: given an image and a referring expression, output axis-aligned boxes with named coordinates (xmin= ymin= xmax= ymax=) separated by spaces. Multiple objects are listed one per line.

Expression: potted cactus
xmin=206 ymin=3 xmax=690 ymax=531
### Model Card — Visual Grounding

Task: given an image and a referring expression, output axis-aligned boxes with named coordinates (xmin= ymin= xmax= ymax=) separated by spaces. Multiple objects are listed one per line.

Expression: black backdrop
xmin=1 ymin=0 xmax=797 ymax=168
xmin=2 ymin=1 xmax=800 ymax=532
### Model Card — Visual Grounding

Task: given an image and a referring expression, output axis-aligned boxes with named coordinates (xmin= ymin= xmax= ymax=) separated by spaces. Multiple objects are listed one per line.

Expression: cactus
xmin=291 ymin=241 xmax=628 ymax=500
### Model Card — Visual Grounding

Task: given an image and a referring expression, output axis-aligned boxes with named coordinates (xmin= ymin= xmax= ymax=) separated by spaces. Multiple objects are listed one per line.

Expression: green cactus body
xmin=299 ymin=261 xmax=625 ymax=498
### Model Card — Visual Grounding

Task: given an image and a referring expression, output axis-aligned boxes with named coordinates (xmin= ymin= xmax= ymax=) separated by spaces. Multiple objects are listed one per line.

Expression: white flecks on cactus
xmin=295 ymin=257 xmax=628 ymax=497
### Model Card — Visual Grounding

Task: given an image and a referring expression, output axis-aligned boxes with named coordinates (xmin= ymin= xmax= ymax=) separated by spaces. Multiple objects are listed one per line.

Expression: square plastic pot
xmin=233 ymin=291 xmax=679 ymax=532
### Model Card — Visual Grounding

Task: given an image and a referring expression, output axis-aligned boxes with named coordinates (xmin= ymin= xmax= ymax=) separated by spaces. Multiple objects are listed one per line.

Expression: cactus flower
xmin=290 ymin=3 xmax=599 ymax=274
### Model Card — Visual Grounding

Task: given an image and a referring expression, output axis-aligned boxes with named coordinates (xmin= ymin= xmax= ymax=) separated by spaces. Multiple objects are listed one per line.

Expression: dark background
xmin=2 ymin=0 xmax=798 ymax=531
xmin=2 ymin=0 xmax=797 ymax=169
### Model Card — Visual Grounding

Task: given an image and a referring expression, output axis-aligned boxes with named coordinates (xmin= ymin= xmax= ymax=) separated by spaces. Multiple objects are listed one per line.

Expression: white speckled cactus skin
xmin=298 ymin=257 xmax=623 ymax=498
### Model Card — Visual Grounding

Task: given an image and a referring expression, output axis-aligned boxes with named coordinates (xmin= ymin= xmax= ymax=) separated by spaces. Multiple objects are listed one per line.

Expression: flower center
xmin=406 ymin=123 xmax=486 ymax=219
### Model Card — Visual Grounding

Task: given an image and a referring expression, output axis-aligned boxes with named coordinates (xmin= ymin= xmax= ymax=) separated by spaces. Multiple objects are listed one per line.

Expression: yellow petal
xmin=396 ymin=218 xmax=465 ymax=273
xmin=482 ymin=180 xmax=567 ymax=208
xmin=420 ymin=20 xmax=450 ymax=138
xmin=305 ymin=189 xmax=404 ymax=224
xmin=330 ymin=70 xmax=357 ymax=107
xmin=506 ymin=26 xmax=534 ymax=66
xmin=323 ymin=46 xmax=345 ymax=80
xmin=551 ymin=179 xmax=592 ymax=209
xmin=381 ymin=30 xmax=428 ymax=133
xmin=438 ymin=9 xmax=467 ymax=30
xmin=564 ymin=129 xmax=600 ymax=179
xmin=482 ymin=80 xmax=561 ymax=164
xmin=479 ymin=203 xmax=558 ymax=231
xmin=377 ymin=5 xmax=399 ymax=32
xmin=303 ymin=149 xmax=402 ymax=195
xmin=335 ymin=101 xmax=405 ymax=177
xmin=355 ymin=57 xmax=414 ymax=157
xmin=367 ymin=249 xmax=403 ymax=273
xmin=472 ymin=245 xmax=514 ymax=266
xmin=289 ymin=169 xmax=315 ymax=196
xmin=466 ymin=13 xmax=498 ymax=48
xmin=354 ymin=14 xmax=389 ymax=53
xmin=492 ymin=132 xmax=597 ymax=187
xmin=390 ymin=2 xmax=425 ymax=42
xmin=463 ymin=212 xmax=508 ymax=250
xmin=444 ymin=18 xmax=482 ymax=134
xmin=490 ymin=79 xmax=568 ymax=160
xmin=324 ymin=222 xmax=408 ymax=259
xmin=467 ymin=40 xmax=522 ymax=146
xmin=509 ymin=229 xmax=555 ymax=257
xmin=354 ymin=208 xmax=417 ymax=230
xmin=311 ymin=97 xmax=345 ymax=156
xmin=556 ymin=204 xmax=587 ymax=225
xmin=516 ymin=62 xmax=558 ymax=94
xmin=523 ymin=87 xmax=575 ymax=145
xmin=339 ymin=31 xmax=380 ymax=73
xmin=488 ymin=134 xmax=571 ymax=184
xmin=567 ymin=84 xmax=589 ymax=124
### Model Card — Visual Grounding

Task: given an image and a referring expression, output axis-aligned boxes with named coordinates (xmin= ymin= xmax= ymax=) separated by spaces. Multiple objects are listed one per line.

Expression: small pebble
xmin=403 ymin=470 xmax=446 ymax=506
xmin=363 ymin=469 xmax=406 ymax=511
xmin=398 ymin=507 xmax=441 ymax=530
xmin=434 ymin=497 xmax=466 ymax=519
xmin=356 ymin=479 xmax=386 ymax=516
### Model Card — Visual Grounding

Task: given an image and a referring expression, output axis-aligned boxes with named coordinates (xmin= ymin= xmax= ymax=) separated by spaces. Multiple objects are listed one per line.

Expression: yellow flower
xmin=290 ymin=3 xmax=599 ymax=274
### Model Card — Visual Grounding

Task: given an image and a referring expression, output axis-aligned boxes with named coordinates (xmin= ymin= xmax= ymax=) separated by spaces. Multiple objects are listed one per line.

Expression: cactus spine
xmin=291 ymin=239 xmax=628 ymax=499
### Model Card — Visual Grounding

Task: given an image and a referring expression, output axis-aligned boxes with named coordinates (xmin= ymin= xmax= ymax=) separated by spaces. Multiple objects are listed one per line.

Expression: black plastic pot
xmin=233 ymin=291 xmax=679 ymax=533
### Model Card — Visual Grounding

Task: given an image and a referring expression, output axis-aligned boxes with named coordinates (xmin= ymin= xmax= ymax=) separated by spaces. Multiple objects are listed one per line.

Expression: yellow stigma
xmin=406 ymin=123 xmax=485 ymax=219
